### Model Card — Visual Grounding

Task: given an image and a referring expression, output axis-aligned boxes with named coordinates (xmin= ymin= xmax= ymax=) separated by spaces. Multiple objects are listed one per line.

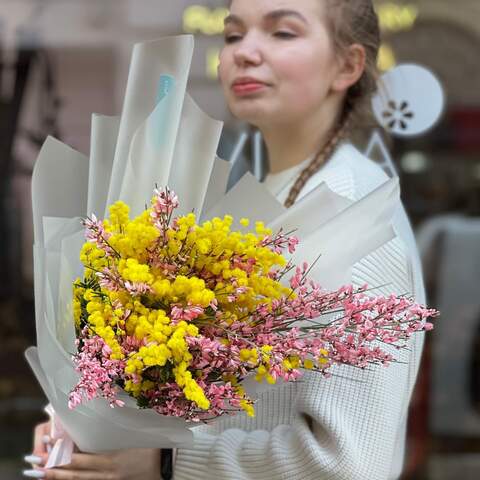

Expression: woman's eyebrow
xmin=224 ymin=9 xmax=309 ymax=28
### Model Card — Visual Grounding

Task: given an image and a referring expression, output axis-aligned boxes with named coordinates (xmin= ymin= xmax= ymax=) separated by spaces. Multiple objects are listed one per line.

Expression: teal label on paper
xmin=149 ymin=74 xmax=176 ymax=149
xmin=156 ymin=75 xmax=175 ymax=104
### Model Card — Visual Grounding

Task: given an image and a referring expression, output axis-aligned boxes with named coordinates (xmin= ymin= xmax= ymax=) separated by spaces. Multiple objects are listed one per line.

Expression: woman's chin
xmin=229 ymin=103 xmax=275 ymax=128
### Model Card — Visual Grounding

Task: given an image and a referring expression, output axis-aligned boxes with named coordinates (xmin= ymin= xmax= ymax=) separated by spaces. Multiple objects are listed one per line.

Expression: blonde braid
xmin=284 ymin=107 xmax=354 ymax=208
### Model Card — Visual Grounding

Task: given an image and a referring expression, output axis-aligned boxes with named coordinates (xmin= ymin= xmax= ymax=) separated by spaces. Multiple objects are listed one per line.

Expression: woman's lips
xmin=232 ymin=82 xmax=268 ymax=95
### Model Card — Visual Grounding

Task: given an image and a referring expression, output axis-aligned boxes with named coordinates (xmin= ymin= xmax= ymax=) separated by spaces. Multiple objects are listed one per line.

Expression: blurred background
xmin=0 ymin=0 xmax=479 ymax=478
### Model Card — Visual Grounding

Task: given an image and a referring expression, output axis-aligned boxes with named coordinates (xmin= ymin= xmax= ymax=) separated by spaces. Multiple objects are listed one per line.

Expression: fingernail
xmin=42 ymin=435 xmax=51 ymax=444
xmin=24 ymin=455 xmax=43 ymax=465
xmin=23 ymin=470 xmax=45 ymax=479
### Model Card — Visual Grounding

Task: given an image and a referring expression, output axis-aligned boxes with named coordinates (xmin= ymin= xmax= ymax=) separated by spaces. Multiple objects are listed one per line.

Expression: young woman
xmin=25 ymin=1 xmax=426 ymax=479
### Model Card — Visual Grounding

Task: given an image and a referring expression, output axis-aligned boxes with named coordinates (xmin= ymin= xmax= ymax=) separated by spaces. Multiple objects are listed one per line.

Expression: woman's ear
xmin=331 ymin=44 xmax=366 ymax=93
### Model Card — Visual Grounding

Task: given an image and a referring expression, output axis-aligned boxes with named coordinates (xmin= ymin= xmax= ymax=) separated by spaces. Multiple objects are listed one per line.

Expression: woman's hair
xmin=284 ymin=0 xmax=381 ymax=208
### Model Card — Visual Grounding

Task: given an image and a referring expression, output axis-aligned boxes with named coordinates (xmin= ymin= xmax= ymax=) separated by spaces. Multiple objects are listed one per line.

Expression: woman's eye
xmin=224 ymin=35 xmax=242 ymax=44
xmin=224 ymin=31 xmax=296 ymax=43
xmin=273 ymin=31 xmax=296 ymax=39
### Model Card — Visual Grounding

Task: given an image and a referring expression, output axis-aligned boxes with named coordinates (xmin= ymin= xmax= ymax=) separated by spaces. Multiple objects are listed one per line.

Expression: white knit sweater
xmin=174 ymin=143 xmax=426 ymax=480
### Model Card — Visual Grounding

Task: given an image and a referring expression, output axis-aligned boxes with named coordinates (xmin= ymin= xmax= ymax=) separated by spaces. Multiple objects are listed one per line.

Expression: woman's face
xmin=219 ymin=0 xmax=342 ymax=128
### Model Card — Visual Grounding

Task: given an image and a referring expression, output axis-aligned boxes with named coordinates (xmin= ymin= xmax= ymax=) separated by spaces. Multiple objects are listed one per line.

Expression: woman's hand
xmin=24 ymin=421 xmax=162 ymax=480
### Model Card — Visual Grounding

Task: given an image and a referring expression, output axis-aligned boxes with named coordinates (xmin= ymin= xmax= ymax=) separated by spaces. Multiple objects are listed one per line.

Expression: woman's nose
xmin=232 ymin=35 xmax=263 ymax=67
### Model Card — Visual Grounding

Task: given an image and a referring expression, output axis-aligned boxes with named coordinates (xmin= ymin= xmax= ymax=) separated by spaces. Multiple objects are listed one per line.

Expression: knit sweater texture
xmin=174 ymin=143 xmax=426 ymax=480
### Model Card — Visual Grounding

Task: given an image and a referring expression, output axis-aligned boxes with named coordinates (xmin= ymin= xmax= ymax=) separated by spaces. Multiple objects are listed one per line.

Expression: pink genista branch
xmin=95 ymin=266 xmax=153 ymax=296
xmin=171 ymin=304 xmax=205 ymax=324
xmin=260 ymin=228 xmax=299 ymax=255
xmin=151 ymin=186 xmax=179 ymax=234
xmin=69 ymin=334 xmax=125 ymax=409
xmin=83 ymin=214 xmax=119 ymax=257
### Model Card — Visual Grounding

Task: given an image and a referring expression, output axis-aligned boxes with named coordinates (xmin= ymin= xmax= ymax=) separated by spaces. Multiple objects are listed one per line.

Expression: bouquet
xmin=25 ymin=35 xmax=437 ymax=467
xmin=70 ymin=188 xmax=436 ymax=423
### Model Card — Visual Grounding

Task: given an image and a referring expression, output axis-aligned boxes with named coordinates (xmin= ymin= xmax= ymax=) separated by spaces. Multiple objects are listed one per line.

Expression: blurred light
xmin=401 ymin=151 xmax=431 ymax=174
xmin=206 ymin=48 xmax=220 ymax=79
xmin=377 ymin=43 xmax=397 ymax=71
xmin=376 ymin=3 xmax=419 ymax=32
xmin=472 ymin=164 xmax=480 ymax=181
xmin=183 ymin=6 xmax=229 ymax=36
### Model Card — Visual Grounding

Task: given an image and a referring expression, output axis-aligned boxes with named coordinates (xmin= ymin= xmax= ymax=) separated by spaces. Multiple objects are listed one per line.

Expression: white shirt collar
xmin=263 ymin=142 xmax=350 ymax=203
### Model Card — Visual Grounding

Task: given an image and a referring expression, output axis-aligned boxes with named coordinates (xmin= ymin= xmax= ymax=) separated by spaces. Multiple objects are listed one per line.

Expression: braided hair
xmin=284 ymin=106 xmax=354 ymax=208
xmin=283 ymin=0 xmax=381 ymax=208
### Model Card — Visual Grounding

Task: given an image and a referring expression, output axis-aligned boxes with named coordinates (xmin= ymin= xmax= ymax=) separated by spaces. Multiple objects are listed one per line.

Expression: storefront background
xmin=0 ymin=1 xmax=479 ymax=478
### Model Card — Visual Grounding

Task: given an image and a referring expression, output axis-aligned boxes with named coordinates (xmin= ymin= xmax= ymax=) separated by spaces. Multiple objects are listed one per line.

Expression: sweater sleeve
xmin=173 ymin=235 xmax=426 ymax=480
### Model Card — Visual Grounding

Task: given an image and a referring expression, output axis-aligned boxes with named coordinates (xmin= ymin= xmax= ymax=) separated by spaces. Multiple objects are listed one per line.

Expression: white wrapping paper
xmin=26 ymin=34 xmax=401 ymax=465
